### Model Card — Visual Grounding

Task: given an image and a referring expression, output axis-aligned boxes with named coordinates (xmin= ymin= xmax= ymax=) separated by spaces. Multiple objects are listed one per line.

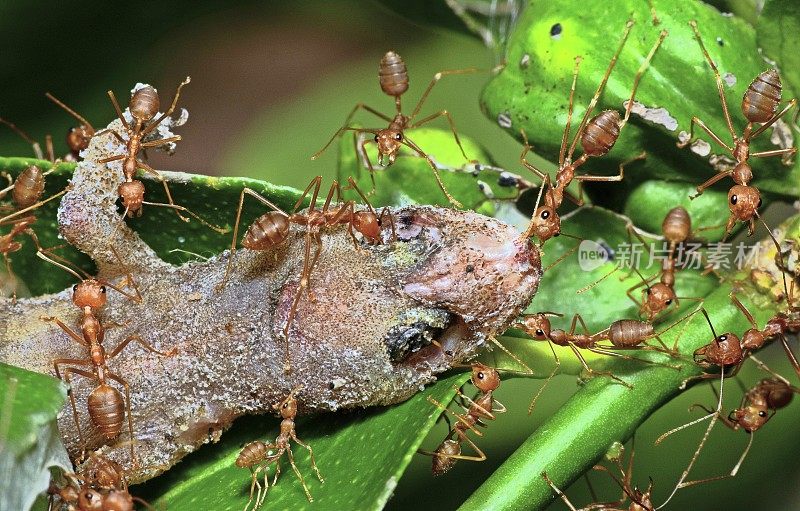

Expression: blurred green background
xmin=3 ymin=1 xmax=799 ymax=509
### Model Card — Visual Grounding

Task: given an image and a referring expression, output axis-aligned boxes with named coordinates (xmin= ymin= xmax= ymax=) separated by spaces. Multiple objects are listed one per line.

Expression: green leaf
xmin=0 ymin=158 xmax=303 ymax=295
xmin=758 ymin=0 xmax=800 ymax=98
xmin=481 ymin=0 xmax=800 ymax=224
xmin=0 ymin=363 xmax=71 ymax=511
xmin=137 ymin=372 xmax=471 ymax=511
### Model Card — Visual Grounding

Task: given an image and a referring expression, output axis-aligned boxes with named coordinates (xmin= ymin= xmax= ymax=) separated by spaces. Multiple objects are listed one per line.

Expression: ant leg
xmin=358 ymin=137 xmax=378 ymax=195
xmin=312 ymin=123 xmax=379 ymax=161
xmin=408 ymin=109 xmax=469 ymax=160
xmin=292 ymin=176 xmax=323 ymax=213
xmin=619 ymin=29 xmax=668 ymax=129
xmin=108 ymin=333 xmax=176 ymax=359
xmin=142 ymin=77 xmax=191 ymax=136
xmin=2 ymin=253 xmax=17 ymax=303
xmin=488 ymin=336 xmax=533 ymax=374
xmin=136 ymin=161 xmax=190 ymax=223
xmin=687 ymin=21 xmax=737 ymax=142
xmin=572 ymin=151 xmax=647 ymax=204
xmin=729 ymin=293 xmax=758 ymax=329
xmin=140 ymin=200 xmax=228 ymax=234
xmin=445 ymin=430 xmax=487 ymax=462
xmin=97 ymin=154 xmax=126 ymax=165
xmin=139 ymin=135 xmax=182 ymax=149
xmin=750 ymin=147 xmax=798 ymax=159
xmin=106 ymin=90 xmax=131 ymax=131
xmin=42 ymin=316 xmax=87 ymax=347
xmin=519 ymin=129 xmax=549 ymax=180
xmin=750 ymin=99 xmax=797 ymax=139
xmin=567 ymin=342 xmax=632 ymax=389
xmin=45 ymin=93 xmax=95 ymax=133
xmin=541 ymin=472 xmax=580 ymax=511
xmin=426 ymin=395 xmax=483 ymax=437
xmin=285 ymin=446 xmax=313 ymax=502
xmin=528 ymin=340 xmax=560 ymax=415
xmin=106 ymin=371 xmax=135 ymax=464
xmin=557 ymin=57 xmax=583 ymax=167
xmin=779 ymin=334 xmax=800 ymax=380
xmin=587 ymin=346 xmax=680 ymax=371
xmin=656 ymin=369 xmax=726 ymax=445
xmin=408 ymin=68 xmax=479 ymax=122
xmin=0 ymin=117 xmax=44 ymax=159
xmin=244 ymin=466 xmax=260 ymax=511
xmin=0 ymin=185 xmax=70 ymax=225
xmin=378 ymin=207 xmax=397 ymax=242
xmin=56 ymin=365 xmax=94 ymax=452
xmin=679 ymin=433 xmax=754 ymax=489
xmin=677 ymin=117 xmax=734 ymax=153
xmin=690 ymin=170 xmax=732 ymax=199
xmin=290 ymin=433 xmax=324 ymax=483
xmin=401 ymin=136 xmax=463 ymax=208
xmin=283 ymin=231 xmax=322 ymax=373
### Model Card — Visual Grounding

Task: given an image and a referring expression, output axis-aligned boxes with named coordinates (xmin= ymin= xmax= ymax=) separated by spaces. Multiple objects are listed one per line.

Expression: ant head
xmin=630 ymin=484 xmax=655 ymax=511
xmin=274 ymin=391 xmax=298 ymax=418
xmin=374 ymin=129 xmax=403 ymax=164
xmin=732 ymin=404 xmax=769 ymax=433
xmin=580 ymin=109 xmax=621 ymax=157
xmin=104 ymin=489 xmax=134 ymax=511
xmin=118 ymin=181 xmax=145 ymax=215
xmin=642 ymin=283 xmax=676 ymax=318
xmin=741 ymin=328 xmax=766 ymax=350
xmin=728 ymin=185 xmax=761 ymax=222
xmin=662 ymin=206 xmax=690 ymax=243
xmin=72 ymin=279 xmax=107 ymax=309
xmin=470 ymin=363 xmax=501 ymax=392
xmin=529 ymin=206 xmax=561 ymax=242
xmin=129 ymin=85 xmax=160 ymax=123
xmin=78 ymin=488 xmax=104 ymax=510
xmin=352 ymin=210 xmax=382 ymax=243
xmin=517 ymin=313 xmax=552 ymax=340
xmin=66 ymin=125 xmax=93 ymax=154
xmin=695 ymin=332 xmax=742 ymax=366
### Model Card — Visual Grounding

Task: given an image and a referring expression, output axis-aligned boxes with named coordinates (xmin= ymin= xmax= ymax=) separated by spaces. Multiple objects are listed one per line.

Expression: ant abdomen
xmin=87 ymin=384 xmax=125 ymax=439
xmin=128 ymin=86 xmax=160 ymax=122
xmin=241 ymin=212 xmax=290 ymax=250
xmin=581 ymin=110 xmax=621 ymax=157
xmin=742 ymin=69 xmax=781 ymax=124
xmin=662 ymin=206 xmax=690 ymax=244
xmin=431 ymin=439 xmax=460 ymax=476
xmin=379 ymin=51 xmax=409 ymax=97
xmin=12 ymin=165 xmax=45 ymax=209
xmin=236 ymin=440 xmax=268 ymax=468
xmin=608 ymin=319 xmax=653 ymax=347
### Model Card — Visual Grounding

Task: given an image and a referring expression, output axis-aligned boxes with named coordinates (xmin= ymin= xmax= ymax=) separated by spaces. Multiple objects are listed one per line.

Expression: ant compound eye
xmin=553 ymin=232 xmax=561 ymax=237
xmin=719 ymin=335 xmax=727 ymax=341
xmin=646 ymin=288 xmax=651 ymax=295
xmin=374 ymin=134 xmax=379 ymax=143
xmin=540 ymin=210 xmax=550 ymax=220
xmin=536 ymin=329 xmax=544 ymax=336
xmin=72 ymin=284 xmax=78 ymax=292
xmin=395 ymin=133 xmax=403 ymax=141
xmin=730 ymin=195 xmax=738 ymax=205
xmin=759 ymin=411 xmax=767 ymax=417
xmin=477 ymin=372 xmax=485 ymax=380
xmin=758 ymin=198 xmax=763 ymax=208
xmin=100 ymin=286 xmax=107 ymax=294
xmin=665 ymin=299 xmax=672 ymax=305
